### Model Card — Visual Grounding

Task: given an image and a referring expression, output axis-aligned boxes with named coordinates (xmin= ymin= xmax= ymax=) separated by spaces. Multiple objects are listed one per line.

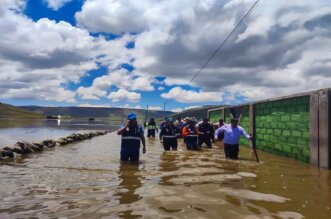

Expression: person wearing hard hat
xmin=159 ymin=118 xmax=179 ymax=151
xmin=117 ymin=113 xmax=146 ymax=162
xmin=182 ymin=118 xmax=199 ymax=150
xmin=146 ymin=118 xmax=158 ymax=138
xmin=214 ymin=117 xmax=252 ymax=159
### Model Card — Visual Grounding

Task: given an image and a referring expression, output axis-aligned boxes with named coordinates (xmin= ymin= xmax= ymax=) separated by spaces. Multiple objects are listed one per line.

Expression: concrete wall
xmin=208 ymin=88 xmax=331 ymax=169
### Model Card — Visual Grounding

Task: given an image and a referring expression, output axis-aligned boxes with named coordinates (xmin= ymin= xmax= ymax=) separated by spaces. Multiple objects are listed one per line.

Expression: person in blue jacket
xmin=117 ymin=113 xmax=146 ymax=162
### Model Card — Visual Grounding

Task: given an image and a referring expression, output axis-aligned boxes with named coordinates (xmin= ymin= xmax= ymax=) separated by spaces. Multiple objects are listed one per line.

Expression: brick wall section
xmin=254 ymin=96 xmax=310 ymax=162
xmin=209 ymin=110 xmax=221 ymax=123
xmin=238 ymin=106 xmax=250 ymax=146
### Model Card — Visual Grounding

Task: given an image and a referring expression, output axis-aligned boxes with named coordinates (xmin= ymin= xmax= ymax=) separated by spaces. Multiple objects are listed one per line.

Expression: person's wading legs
xmin=229 ymin=144 xmax=239 ymax=159
xmin=163 ymin=143 xmax=171 ymax=151
xmin=224 ymin=144 xmax=239 ymax=159
xmin=199 ymin=137 xmax=212 ymax=148
xmin=147 ymin=130 xmax=155 ymax=138
xmin=121 ymin=149 xmax=140 ymax=162
xmin=186 ymin=142 xmax=198 ymax=150
xmin=171 ymin=141 xmax=178 ymax=151
xmin=198 ymin=137 xmax=204 ymax=147
xmin=224 ymin=144 xmax=230 ymax=159
xmin=205 ymin=138 xmax=212 ymax=148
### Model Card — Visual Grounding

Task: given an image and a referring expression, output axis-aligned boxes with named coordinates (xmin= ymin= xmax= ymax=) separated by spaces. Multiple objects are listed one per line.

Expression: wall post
xmin=310 ymin=91 xmax=319 ymax=166
xmin=221 ymin=108 xmax=225 ymax=122
xmin=318 ymin=89 xmax=330 ymax=168
xmin=249 ymin=104 xmax=255 ymax=144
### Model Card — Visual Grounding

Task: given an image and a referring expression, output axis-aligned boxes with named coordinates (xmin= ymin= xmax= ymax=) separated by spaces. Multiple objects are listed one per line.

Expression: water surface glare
xmin=0 ymin=132 xmax=330 ymax=219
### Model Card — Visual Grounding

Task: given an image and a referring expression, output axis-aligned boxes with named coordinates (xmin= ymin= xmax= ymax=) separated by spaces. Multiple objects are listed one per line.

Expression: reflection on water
xmin=0 ymin=118 xmax=120 ymax=130
xmin=0 ymin=129 xmax=330 ymax=218
xmin=0 ymin=119 xmax=119 ymax=147
xmin=115 ymin=164 xmax=143 ymax=218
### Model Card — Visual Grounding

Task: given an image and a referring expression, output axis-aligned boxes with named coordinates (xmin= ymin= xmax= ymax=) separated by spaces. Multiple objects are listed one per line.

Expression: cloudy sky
xmin=0 ymin=0 xmax=330 ymax=112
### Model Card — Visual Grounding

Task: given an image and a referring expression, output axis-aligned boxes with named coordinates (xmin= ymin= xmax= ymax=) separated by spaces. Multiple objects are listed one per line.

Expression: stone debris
xmin=0 ymin=130 xmax=113 ymax=160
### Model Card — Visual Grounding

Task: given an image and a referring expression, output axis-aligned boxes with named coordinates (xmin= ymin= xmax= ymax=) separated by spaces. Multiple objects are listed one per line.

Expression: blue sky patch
xmin=25 ymin=0 xmax=84 ymax=26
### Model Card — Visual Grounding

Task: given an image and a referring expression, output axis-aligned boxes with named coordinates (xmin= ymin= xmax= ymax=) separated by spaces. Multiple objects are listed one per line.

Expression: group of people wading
xmin=117 ymin=113 xmax=252 ymax=163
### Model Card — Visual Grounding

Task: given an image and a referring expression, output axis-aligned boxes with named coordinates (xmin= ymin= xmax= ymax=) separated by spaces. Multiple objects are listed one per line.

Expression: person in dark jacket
xmin=159 ymin=118 xmax=178 ymax=151
xmin=182 ymin=118 xmax=199 ymax=150
xmin=146 ymin=118 xmax=158 ymax=138
xmin=117 ymin=113 xmax=146 ymax=162
xmin=198 ymin=118 xmax=215 ymax=148
xmin=159 ymin=117 xmax=168 ymax=130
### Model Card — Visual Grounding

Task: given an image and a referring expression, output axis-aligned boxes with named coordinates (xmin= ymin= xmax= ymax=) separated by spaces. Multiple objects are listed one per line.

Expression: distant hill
xmin=20 ymin=106 xmax=173 ymax=121
xmin=0 ymin=102 xmax=44 ymax=119
xmin=171 ymin=105 xmax=223 ymax=120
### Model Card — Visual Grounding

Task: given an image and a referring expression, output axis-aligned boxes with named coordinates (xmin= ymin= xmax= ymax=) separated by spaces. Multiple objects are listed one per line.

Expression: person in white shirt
xmin=214 ymin=117 xmax=252 ymax=159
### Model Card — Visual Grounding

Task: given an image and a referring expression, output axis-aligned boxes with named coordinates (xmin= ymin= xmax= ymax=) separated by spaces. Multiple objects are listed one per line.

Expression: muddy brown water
xmin=0 ymin=123 xmax=331 ymax=218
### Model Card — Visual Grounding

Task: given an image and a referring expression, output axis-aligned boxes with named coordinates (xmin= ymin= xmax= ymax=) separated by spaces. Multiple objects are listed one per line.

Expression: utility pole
xmin=163 ymin=101 xmax=166 ymax=112
xmin=144 ymin=104 xmax=149 ymax=127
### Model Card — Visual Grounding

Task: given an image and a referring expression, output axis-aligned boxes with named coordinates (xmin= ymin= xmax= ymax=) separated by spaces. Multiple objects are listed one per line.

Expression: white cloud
xmin=1 ymin=0 xmax=25 ymax=13
xmin=76 ymin=86 xmax=105 ymax=100
xmin=185 ymin=105 xmax=201 ymax=110
xmin=76 ymin=74 xmax=112 ymax=100
xmin=2 ymin=0 xmax=331 ymax=107
xmin=170 ymin=108 xmax=183 ymax=113
xmin=106 ymin=68 xmax=154 ymax=91
xmin=121 ymin=104 xmax=143 ymax=109
xmin=1 ymin=86 xmax=76 ymax=103
xmin=148 ymin=106 xmax=162 ymax=111
xmin=76 ymin=0 xmax=148 ymax=34
xmin=75 ymin=67 xmax=154 ymax=100
xmin=79 ymin=103 xmax=111 ymax=108
xmin=158 ymin=86 xmax=165 ymax=91
xmin=0 ymin=2 xmax=133 ymax=103
xmin=0 ymin=2 xmax=97 ymax=102
xmin=161 ymin=87 xmax=222 ymax=103
xmin=44 ymin=0 xmax=72 ymax=10
xmin=76 ymin=0 xmax=331 ymax=103
xmin=170 ymin=106 xmax=202 ymax=112
xmin=108 ymin=89 xmax=141 ymax=102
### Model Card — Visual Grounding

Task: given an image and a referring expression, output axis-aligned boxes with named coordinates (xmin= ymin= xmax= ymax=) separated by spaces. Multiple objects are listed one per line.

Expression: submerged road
xmin=0 ymin=132 xmax=330 ymax=219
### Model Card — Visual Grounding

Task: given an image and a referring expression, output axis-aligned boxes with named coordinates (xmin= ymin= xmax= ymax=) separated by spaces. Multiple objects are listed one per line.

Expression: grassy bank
xmin=0 ymin=102 xmax=44 ymax=119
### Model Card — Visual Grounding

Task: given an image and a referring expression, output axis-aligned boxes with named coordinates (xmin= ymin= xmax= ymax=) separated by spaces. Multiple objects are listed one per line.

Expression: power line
xmin=168 ymin=0 xmax=261 ymax=104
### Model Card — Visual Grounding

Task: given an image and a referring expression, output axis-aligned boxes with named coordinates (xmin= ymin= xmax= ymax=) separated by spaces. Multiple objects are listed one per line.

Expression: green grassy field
xmin=0 ymin=102 xmax=44 ymax=119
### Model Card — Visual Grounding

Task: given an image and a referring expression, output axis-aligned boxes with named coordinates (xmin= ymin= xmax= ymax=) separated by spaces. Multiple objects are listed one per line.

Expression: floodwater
xmin=0 ymin=121 xmax=331 ymax=219
xmin=0 ymin=119 xmax=120 ymax=148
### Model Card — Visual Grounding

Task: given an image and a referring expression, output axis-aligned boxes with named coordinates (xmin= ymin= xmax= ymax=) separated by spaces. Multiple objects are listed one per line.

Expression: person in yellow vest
xmin=146 ymin=118 xmax=158 ymax=138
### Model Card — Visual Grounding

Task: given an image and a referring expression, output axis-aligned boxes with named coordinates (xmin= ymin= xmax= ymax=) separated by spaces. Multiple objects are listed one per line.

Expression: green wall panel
xmin=208 ymin=96 xmax=310 ymax=163
xmin=254 ymin=96 xmax=310 ymax=162
xmin=209 ymin=109 xmax=222 ymax=123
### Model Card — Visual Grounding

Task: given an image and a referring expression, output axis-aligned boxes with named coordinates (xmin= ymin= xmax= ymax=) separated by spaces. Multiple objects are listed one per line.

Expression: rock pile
xmin=0 ymin=130 xmax=112 ymax=160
